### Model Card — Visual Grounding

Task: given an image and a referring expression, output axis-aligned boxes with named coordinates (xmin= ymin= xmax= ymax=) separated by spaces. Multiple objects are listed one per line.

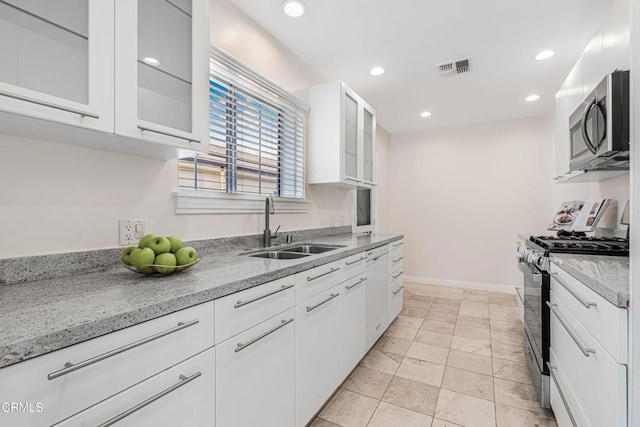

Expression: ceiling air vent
xmin=437 ymin=58 xmax=471 ymax=77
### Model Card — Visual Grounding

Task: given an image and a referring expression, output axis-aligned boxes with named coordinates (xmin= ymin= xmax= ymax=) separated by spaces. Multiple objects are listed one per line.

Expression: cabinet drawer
xmin=216 ymin=308 xmax=295 ymax=427
xmin=550 ymin=265 xmax=628 ymax=363
xmin=389 ymin=273 xmax=403 ymax=321
xmin=215 ymin=276 xmax=295 ymax=344
xmin=389 ymin=251 xmax=404 ymax=275
xmin=56 ymin=348 xmax=215 ymax=427
xmin=340 ymin=252 xmax=367 ymax=281
xmin=0 ymin=301 xmax=214 ymax=427
xmin=296 ymin=259 xmax=343 ymax=304
xmin=549 ymin=349 xmax=586 ymax=427
xmin=549 ymin=291 xmax=627 ymax=427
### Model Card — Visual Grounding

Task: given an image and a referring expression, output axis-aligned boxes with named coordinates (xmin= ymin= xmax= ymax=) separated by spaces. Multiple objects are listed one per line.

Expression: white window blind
xmin=178 ymin=48 xmax=307 ymax=199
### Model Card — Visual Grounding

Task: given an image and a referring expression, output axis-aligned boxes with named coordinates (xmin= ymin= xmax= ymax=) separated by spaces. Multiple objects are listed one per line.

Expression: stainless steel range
xmin=516 ymin=235 xmax=629 ymax=409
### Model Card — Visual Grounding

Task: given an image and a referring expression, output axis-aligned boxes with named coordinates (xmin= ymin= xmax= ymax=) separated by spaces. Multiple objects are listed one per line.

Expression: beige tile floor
xmin=310 ymin=283 xmax=557 ymax=427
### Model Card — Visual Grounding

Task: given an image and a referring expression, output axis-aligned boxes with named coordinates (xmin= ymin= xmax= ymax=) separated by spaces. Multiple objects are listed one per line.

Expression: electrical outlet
xmin=119 ymin=219 xmax=146 ymax=246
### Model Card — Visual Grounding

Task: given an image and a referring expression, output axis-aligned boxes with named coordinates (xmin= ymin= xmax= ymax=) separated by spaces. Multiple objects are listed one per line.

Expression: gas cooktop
xmin=527 ymin=235 xmax=629 ymax=257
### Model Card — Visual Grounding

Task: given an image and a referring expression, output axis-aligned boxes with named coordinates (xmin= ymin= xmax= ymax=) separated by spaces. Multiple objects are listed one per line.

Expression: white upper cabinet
xmin=553 ymin=0 xmax=629 ymax=180
xmin=0 ymin=0 xmax=209 ymax=158
xmin=0 ymin=0 xmax=114 ymax=132
xmin=308 ymin=80 xmax=377 ymax=188
xmin=115 ymin=0 xmax=209 ymax=152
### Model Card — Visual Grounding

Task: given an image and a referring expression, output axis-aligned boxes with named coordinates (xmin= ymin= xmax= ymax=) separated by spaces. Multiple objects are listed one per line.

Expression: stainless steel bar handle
xmin=345 ymin=256 xmax=367 ymax=266
xmin=306 ymin=293 xmax=340 ymax=312
xmin=547 ymin=302 xmax=596 ymax=357
xmin=137 ymin=125 xmax=201 ymax=144
xmin=392 ymin=242 xmax=404 ymax=247
xmin=234 ymin=284 xmax=294 ymax=308
xmin=345 ymin=278 xmax=367 ymax=290
xmin=47 ymin=320 xmax=200 ymax=380
xmin=97 ymin=372 xmax=202 ymax=427
xmin=344 ymin=177 xmax=361 ymax=183
xmin=392 ymin=256 xmax=404 ymax=263
xmin=551 ymin=273 xmax=597 ymax=308
xmin=392 ymin=270 xmax=404 ymax=279
xmin=307 ymin=267 xmax=340 ymax=282
xmin=235 ymin=318 xmax=294 ymax=353
xmin=547 ymin=363 xmax=578 ymax=427
xmin=0 ymin=89 xmax=99 ymax=118
xmin=515 ymin=287 xmax=523 ymax=302
xmin=392 ymin=284 xmax=404 ymax=295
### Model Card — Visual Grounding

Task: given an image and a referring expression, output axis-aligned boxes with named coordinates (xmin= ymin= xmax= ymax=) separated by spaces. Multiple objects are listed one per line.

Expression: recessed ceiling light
xmin=143 ymin=57 xmax=160 ymax=67
xmin=535 ymin=50 xmax=555 ymax=60
xmin=420 ymin=111 xmax=432 ymax=118
xmin=370 ymin=67 xmax=385 ymax=76
xmin=526 ymin=94 xmax=540 ymax=102
xmin=281 ymin=0 xmax=306 ymax=17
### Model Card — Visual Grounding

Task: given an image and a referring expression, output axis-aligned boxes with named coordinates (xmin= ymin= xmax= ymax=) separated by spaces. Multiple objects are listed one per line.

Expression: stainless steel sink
xmin=249 ymin=251 xmax=311 ymax=260
xmin=282 ymin=244 xmax=345 ymax=254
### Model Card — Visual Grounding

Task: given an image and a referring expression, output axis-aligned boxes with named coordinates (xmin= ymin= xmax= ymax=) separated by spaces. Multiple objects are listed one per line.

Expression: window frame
xmin=176 ymin=48 xmax=309 ymax=214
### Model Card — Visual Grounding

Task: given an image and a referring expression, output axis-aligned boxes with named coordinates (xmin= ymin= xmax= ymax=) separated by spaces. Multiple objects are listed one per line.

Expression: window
xmin=178 ymin=48 xmax=307 ymax=205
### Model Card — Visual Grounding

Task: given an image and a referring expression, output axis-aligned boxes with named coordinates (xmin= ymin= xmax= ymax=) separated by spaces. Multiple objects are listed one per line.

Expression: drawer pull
xmin=547 ymin=363 xmax=578 ymax=427
xmin=392 ymin=284 xmax=404 ymax=295
xmin=547 ymin=302 xmax=596 ymax=357
xmin=515 ymin=287 xmax=524 ymax=303
xmin=392 ymin=242 xmax=404 ymax=247
xmin=306 ymin=293 xmax=340 ymax=312
xmin=137 ymin=125 xmax=201 ymax=144
xmin=47 ymin=319 xmax=200 ymax=380
xmin=392 ymin=256 xmax=404 ymax=263
xmin=345 ymin=277 xmax=367 ymax=290
xmin=345 ymin=256 xmax=367 ymax=266
xmin=97 ymin=372 xmax=202 ymax=427
xmin=235 ymin=318 xmax=294 ymax=353
xmin=234 ymin=284 xmax=294 ymax=308
xmin=551 ymin=273 xmax=597 ymax=308
xmin=0 ymin=89 xmax=100 ymax=119
xmin=392 ymin=270 xmax=404 ymax=279
xmin=307 ymin=267 xmax=340 ymax=282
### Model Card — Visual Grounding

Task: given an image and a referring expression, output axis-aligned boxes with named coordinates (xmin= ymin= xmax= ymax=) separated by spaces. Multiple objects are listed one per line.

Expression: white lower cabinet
xmin=56 ymin=348 xmax=215 ymax=426
xmin=295 ymin=286 xmax=341 ymax=426
xmin=388 ymin=271 xmax=403 ymax=321
xmin=338 ymin=274 xmax=367 ymax=380
xmin=549 ymin=289 xmax=627 ymax=427
xmin=216 ymin=308 xmax=295 ymax=427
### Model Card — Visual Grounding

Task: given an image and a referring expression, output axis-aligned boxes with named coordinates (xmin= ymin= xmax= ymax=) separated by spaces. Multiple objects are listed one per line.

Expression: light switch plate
xmin=119 ymin=219 xmax=146 ymax=246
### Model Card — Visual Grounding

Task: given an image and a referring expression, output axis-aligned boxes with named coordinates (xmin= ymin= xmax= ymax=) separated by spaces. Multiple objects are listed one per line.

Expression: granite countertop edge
xmin=549 ymin=253 xmax=629 ymax=308
xmin=0 ymin=233 xmax=403 ymax=369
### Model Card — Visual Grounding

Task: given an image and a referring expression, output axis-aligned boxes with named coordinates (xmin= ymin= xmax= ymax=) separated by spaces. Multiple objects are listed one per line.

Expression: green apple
xmin=154 ymin=253 xmax=177 ymax=274
xmin=129 ymin=247 xmax=156 ymax=273
xmin=166 ymin=236 xmax=183 ymax=253
xmin=148 ymin=237 xmax=171 ymax=255
xmin=175 ymin=246 xmax=198 ymax=265
xmin=121 ymin=246 xmax=137 ymax=266
xmin=138 ymin=234 xmax=156 ymax=249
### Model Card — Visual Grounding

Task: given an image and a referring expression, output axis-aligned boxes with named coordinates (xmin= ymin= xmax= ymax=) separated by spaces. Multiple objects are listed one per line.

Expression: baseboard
xmin=403 ymin=275 xmax=516 ymax=294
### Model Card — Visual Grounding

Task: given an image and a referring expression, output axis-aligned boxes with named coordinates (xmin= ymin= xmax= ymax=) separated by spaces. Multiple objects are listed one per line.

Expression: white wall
xmin=0 ymin=0 xmax=360 ymax=258
xmin=388 ymin=117 xmax=556 ymax=288
xmin=375 ymin=125 xmax=391 ymax=233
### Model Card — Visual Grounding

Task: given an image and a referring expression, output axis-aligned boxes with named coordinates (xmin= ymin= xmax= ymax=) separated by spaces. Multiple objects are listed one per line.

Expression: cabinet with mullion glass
xmin=308 ymin=80 xmax=377 ymax=188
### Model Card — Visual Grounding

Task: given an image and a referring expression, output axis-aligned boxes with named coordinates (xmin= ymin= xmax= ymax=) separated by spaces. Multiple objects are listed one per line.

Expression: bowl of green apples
xmin=120 ymin=234 xmax=201 ymax=276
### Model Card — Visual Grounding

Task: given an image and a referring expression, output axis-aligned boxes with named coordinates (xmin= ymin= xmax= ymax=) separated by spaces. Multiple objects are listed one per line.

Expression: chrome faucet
xmin=263 ymin=196 xmax=280 ymax=247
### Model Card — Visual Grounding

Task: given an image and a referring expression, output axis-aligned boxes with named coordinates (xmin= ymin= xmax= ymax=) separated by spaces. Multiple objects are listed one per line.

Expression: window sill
xmin=175 ymin=190 xmax=310 ymax=214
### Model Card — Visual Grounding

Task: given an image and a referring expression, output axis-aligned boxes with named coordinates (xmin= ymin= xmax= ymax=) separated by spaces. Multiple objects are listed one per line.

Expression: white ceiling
xmin=228 ymin=0 xmax=614 ymax=134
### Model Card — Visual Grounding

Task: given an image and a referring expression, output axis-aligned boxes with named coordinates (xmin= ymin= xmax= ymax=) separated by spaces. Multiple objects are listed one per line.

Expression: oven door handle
xmin=518 ymin=261 xmax=541 ymax=283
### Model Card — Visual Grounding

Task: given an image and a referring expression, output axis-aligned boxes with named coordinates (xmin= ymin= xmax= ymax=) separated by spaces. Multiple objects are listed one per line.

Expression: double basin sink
xmin=248 ymin=244 xmax=345 ymax=260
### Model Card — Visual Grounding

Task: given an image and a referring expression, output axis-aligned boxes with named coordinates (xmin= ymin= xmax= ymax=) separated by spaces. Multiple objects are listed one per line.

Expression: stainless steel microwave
xmin=569 ymin=70 xmax=630 ymax=171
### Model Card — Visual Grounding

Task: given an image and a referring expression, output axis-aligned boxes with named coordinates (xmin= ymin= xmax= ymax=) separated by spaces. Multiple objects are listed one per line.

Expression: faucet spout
xmin=263 ymin=196 xmax=275 ymax=247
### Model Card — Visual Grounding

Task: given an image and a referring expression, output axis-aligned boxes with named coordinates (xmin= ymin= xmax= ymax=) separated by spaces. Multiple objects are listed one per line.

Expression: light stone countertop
xmin=0 ymin=233 xmax=402 ymax=369
xmin=550 ymin=253 xmax=629 ymax=308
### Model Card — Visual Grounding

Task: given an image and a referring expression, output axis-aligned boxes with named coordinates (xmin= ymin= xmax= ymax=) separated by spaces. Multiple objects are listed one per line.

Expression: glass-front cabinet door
xmin=362 ymin=107 xmax=375 ymax=184
xmin=343 ymin=91 xmax=359 ymax=181
xmin=115 ymin=0 xmax=209 ymax=152
xmin=0 ymin=0 xmax=114 ymax=131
